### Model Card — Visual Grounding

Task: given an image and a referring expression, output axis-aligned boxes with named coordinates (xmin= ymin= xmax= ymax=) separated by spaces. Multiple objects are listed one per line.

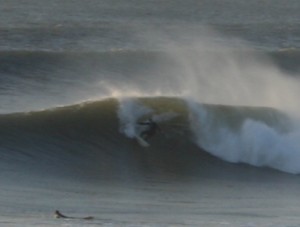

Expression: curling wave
xmin=0 ymin=96 xmax=298 ymax=181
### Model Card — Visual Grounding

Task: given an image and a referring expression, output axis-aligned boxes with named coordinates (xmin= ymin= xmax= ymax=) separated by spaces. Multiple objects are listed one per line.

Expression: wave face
xmin=1 ymin=96 xmax=298 ymax=182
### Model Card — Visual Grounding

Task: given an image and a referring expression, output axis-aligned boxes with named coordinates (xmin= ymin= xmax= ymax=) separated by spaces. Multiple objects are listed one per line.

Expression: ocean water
xmin=2 ymin=0 xmax=300 ymax=226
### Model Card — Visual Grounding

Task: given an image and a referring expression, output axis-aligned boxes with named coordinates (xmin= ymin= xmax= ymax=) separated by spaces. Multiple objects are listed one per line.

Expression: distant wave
xmin=0 ymin=48 xmax=299 ymax=78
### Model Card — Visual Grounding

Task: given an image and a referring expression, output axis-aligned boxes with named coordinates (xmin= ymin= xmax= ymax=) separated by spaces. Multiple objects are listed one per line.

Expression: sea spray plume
xmin=117 ymin=98 xmax=152 ymax=138
xmin=112 ymin=29 xmax=300 ymax=174
xmin=143 ymin=27 xmax=300 ymax=112
xmin=138 ymin=28 xmax=300 ymax=173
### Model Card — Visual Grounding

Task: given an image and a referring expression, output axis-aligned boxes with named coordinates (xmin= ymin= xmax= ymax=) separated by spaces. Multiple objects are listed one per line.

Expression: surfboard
xmin=135 ymin=135 xmax=149 ymax=147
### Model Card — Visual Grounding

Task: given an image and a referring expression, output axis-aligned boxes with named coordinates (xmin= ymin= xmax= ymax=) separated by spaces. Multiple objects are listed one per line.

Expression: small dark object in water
xmin=54 ymin=210 xmax=94 ymax=220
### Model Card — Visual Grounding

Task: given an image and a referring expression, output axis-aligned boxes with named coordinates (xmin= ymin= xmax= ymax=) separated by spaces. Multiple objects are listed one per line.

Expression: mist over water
xmin=104 ymin=28 xmax=300 ymax=174
xmin=91 ymin=27 xmax=300 ymax=113
xmin=157 ymin=30 xmax=300 ymax=111
xmin=2 ymin=26 xmax=300 ymax=115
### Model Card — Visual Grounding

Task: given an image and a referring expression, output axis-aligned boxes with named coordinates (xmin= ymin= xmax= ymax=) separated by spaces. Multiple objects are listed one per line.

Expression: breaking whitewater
xmin=0 ymin=95 xmax=298 ymax=178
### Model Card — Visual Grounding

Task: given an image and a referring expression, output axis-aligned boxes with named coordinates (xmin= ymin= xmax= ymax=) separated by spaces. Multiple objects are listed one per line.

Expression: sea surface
xmin=2 ymin=1 xmax=300 ymax=226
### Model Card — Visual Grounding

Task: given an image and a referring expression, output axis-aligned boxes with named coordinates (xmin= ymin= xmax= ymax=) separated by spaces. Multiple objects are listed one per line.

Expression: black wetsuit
xmin=139 ymin=119 xmax=159 ymax=140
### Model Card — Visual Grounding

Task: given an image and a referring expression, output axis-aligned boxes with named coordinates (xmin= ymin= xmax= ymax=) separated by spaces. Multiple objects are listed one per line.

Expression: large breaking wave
xmin=1 ymin=96 xmax=299 ymax=180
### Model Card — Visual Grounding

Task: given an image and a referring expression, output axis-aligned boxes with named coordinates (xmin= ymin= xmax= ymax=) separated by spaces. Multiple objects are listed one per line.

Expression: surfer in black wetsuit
xmin=54 ymin=210 xmax=94 ymax=220
xmin=138 ymin=118 xmax=160 ymax=140
xmin=55 ymin=210 xmax=68 ymax=219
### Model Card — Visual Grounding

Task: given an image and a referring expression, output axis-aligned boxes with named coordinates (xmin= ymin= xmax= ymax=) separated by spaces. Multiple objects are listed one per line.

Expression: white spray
xmin=188 ymin=101 xmax=300 ymax=173
xmin=146 ymin=28 xmax=300 ymax=174
xmin=117 ymin=97 xmax=153 ymax=138
xmin=114 ymin=27 xmax=300 ymax=174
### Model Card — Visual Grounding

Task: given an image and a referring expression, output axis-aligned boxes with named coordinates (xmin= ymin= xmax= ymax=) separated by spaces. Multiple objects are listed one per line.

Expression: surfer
xmin=54 ymin=210 xmax=94 ymax=220
xmin=55 ymin=210 xmax=68 ymax=219
xmin=138 ymin=117 xmax=160 ymax=140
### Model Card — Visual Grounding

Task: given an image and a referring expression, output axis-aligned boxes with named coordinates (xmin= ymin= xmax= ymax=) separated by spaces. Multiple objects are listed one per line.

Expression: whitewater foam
xmin=117 ymin=98 xmax=153 ymax=138
xmin=187 ymin=99 xmax=300 ymax=174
